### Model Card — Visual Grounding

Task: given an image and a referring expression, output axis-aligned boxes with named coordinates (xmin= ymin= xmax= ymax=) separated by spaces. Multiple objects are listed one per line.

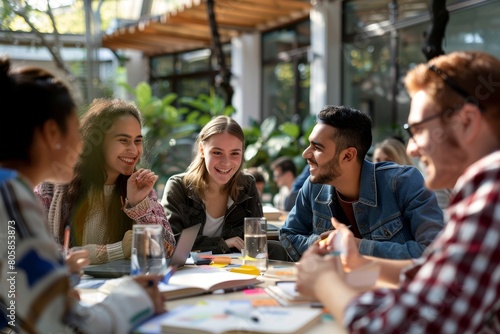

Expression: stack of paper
xmin=265 ymin=281 xmax=321 ymax=307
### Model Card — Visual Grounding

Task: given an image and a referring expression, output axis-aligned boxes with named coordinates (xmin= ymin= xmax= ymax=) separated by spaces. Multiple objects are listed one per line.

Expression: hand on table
xmin=66 ymin=248 xmax=90 ymax=274
xmin=225 ymin=236 xmax=244 ymax=250
xmin=127 ymin=169 xmax=158 ymax=207
xmin=296 ymin=243 xmax=342 ymax=297
xmin=322 ymin=218 xmax=371 ymax=271
xmin=122 ymin=230 xmax=133 ymax=258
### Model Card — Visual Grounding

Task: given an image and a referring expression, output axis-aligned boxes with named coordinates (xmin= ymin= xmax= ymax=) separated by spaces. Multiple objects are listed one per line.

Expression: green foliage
xmin=243 ymin=114 xmax=316 ymax=194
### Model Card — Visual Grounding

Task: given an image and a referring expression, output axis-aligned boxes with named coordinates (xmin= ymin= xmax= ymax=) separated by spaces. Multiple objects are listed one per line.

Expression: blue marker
xmin=161 ymin=265 xmax=177 ymax=284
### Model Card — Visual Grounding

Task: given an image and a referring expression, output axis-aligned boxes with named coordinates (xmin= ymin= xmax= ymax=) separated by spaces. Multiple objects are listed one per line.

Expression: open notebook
xmin=133 ymin=299 xmax=322 ymax=334
xmin=158 ymin=266 xmax=260 ymax=299
xmin=83 ymin=223 xmax=201 ymax=278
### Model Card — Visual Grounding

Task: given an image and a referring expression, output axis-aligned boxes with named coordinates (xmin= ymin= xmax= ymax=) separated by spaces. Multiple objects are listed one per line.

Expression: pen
xmin=63 ymin=225 xmax=70 ymax=257
xmin=224 ymin=309 xmax=260 ymax=323
xmin=212 ymin=285 xmax=255 ymax=294
xmin=161 ymin=265 xmax=177 ymax=284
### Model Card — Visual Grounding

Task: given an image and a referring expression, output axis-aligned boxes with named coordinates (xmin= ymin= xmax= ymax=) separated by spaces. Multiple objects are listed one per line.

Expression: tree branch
xmin=422 ymin=0 xmax=449 ymax=61
xmin=207 ymin=0 xmax=234 ymax=107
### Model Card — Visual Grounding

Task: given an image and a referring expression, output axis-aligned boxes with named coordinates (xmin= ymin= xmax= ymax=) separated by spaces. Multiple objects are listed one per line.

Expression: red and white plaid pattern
xmin=344 ymin=150 xmax=500 ymax=333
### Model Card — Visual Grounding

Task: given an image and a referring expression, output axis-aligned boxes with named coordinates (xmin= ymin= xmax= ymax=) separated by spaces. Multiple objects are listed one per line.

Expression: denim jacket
xmin=161 ymin=173 xmax=263 ymax=254
xmin=279 ymin=160 xmax=444 ymax=261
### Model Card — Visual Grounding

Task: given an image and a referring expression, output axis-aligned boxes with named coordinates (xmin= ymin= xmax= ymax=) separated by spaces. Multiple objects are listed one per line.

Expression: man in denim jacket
xmin=279 ymin=105 xmax=444 ymax=261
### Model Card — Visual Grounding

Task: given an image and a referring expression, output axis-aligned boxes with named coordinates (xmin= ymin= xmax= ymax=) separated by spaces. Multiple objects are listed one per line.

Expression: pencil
xmin=63 ymin=225 xmax=70 ymax=257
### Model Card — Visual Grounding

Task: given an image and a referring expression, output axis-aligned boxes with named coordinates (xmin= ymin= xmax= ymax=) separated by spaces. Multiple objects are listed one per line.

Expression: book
xmin=265 ymin=281 xmax=322 ymax=307
xmin=136 ymin=299 xmax=323 ymax=334
xmin=263 ymin=206 xmax=284 ymax=220
xmin=158 ymin=266 xmax=261 ymax=299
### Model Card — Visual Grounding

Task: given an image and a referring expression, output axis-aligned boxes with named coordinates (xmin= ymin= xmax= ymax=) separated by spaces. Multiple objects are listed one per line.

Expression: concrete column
xmin=231 ymin=33 xmax=261 ymax=127
xmin=310 ymin=0 xmax=342 ymax=115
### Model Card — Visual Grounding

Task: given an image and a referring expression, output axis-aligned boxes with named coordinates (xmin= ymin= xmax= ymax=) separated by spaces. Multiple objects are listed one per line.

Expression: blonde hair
xmin=183 ymin=116 xmax=246 ymax=200
xmin=373 ymin=138 xmax=413 ymax=165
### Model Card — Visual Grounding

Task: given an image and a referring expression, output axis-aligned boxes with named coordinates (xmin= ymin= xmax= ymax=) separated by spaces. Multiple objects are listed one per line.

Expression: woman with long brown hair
xmin=35 ymin=98 xmax=175 ymax=263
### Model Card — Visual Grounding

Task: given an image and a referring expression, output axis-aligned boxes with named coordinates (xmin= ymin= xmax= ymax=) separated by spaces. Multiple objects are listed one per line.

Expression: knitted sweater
xmin=34 ymin=182 xmax=175 ymax=264
xmin=0 ymin=171 xmax=155 ymax=333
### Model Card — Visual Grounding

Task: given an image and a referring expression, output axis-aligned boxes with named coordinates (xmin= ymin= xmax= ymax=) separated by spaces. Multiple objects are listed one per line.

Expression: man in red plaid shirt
xmin=296 ymin=50 xmax=500 ymax=333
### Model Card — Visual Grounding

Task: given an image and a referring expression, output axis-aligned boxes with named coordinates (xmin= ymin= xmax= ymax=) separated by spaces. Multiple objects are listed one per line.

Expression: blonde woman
xmin=162 ymin=116 xmax=262 ymax=253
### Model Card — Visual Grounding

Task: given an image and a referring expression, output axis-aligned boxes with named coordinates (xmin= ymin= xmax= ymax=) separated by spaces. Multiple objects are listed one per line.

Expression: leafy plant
xmin=244 ymin=114 xmax=316 ymax=194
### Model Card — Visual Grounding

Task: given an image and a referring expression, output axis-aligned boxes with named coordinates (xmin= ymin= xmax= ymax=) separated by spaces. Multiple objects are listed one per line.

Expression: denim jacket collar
xmin=315 ymin=159 xmax=377 ymax=207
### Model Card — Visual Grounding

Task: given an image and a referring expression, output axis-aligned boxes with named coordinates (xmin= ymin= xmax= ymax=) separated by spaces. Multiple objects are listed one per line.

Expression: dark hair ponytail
xmin=0 ymin=55 xmax=75 ymax=162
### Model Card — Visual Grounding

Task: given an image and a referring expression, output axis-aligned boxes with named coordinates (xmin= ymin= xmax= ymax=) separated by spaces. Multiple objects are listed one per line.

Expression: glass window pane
xmin=262 ymin=63 xmax=296 ymax=122
xmin=342 ymin=34 xmax=391 ymax=133
xmin=296 ymin=21 xmax=311 ymax=48
xmin=151 ymin=79 xmax=172 ymax=97
xmin=298 ymin=60 xmax=310 ymax=120
xmin=263 ymin=29 xmax=296 ymax=61
xmin=151 ymin=55 xmax=174 ymax=77
xmin=177 ymin=77 xmax=211 ymax=98
xmin=176 ymin=49 xmax=211 ymax=73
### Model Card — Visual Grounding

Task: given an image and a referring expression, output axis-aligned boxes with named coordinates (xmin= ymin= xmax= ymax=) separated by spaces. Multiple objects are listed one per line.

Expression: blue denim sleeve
xmin=358 ymin=166 xmax=444 ymax=259
xmin=279 ymin=178 xmax=321 ymax=261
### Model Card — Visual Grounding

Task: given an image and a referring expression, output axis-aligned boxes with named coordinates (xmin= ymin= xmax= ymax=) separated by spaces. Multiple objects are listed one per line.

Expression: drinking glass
xmin=131 ymin=224 xmax=166 ymax=276
xmin=242 ymin=217 xmax=268 ymax=275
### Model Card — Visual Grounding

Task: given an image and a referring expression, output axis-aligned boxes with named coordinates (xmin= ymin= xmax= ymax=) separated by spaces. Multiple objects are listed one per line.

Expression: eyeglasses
xmin=403 ymin=111 xmax=446 ymax=139
xmin=403 ymin=64 xmax=484 ymax=140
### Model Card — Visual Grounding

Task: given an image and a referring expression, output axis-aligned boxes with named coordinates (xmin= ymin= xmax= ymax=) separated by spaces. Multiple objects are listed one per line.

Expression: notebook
xmin=265 ymin=281 xmax=322 ymax=307
xmin=158 ymin=266 xmax=260 ymax=300
xmin=133 ymin=299 xmax=322 ymax=334
xmin=83 ymin=223 xmax=201 ymax=278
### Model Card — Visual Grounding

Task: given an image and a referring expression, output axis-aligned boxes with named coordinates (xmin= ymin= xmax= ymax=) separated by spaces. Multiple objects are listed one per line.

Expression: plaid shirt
xmin=344 ymin=150 xmax=500 ymax=333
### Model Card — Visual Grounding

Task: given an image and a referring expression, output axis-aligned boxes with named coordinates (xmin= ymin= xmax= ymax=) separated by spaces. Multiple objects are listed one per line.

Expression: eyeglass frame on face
xmin=403 ymin=64 xmax=485 ymax=140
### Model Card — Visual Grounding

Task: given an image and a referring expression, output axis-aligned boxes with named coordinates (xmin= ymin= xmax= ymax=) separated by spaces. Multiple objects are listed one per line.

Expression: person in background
xmin=285 ymin=164 xmax=310 ymax=212
xmin=374 ymin=137 xmax=452 ymax=210
xmin=279 ymin=105 xmax=444 ymax=262
xmin=245 ymin=166 xmax=267 ymax=201
xmin=270 ymin=156 xmax=297 ymax=211
xmin=162 ymin=116 xmax=262 ymax=253
xmin=35 ymin=98 xmax=176 ymax=264
xmin=0 ymin=56 xmax=164 ymax=333
xmin=372 ymin=137 xmax=414 ymax=165
xmin=296 ymin=50 xmax=500 ymax=333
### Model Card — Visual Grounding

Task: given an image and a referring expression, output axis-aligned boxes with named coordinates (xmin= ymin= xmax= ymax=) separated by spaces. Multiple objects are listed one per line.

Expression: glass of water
xmin=242 ymin=217 xmax=268 ymax=275
xmin=131 ymin=224 xmax=166 ymax=276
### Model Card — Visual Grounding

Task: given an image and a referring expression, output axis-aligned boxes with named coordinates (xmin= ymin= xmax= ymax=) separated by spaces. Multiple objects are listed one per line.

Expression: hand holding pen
xmin=63 ymin=226 xmax=90 ymax=275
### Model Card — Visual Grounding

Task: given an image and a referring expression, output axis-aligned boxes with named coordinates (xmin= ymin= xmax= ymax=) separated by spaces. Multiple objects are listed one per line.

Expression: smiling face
xmin=302 ymin=123 xmax=342 ymax=185
xmin=201 ymin=132 xmax=243 ymax=188
xmin=102 ymin=115 xmax=143 ymax=184
xmin=406 ymin=90 xmax=465 ymax=190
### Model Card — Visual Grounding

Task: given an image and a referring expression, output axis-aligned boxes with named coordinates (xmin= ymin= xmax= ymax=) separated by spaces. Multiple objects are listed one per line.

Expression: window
xmin=261 ymin=20 xmax=311 ymax=124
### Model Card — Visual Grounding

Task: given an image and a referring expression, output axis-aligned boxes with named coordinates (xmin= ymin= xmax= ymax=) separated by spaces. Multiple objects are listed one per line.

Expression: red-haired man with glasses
xmin=296 ymin=51 xmax=500 ymax=333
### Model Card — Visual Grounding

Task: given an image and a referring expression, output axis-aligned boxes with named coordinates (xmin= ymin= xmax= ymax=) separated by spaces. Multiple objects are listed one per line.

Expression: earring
xmin=54 ymin=143 xmax=62 ymax=150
